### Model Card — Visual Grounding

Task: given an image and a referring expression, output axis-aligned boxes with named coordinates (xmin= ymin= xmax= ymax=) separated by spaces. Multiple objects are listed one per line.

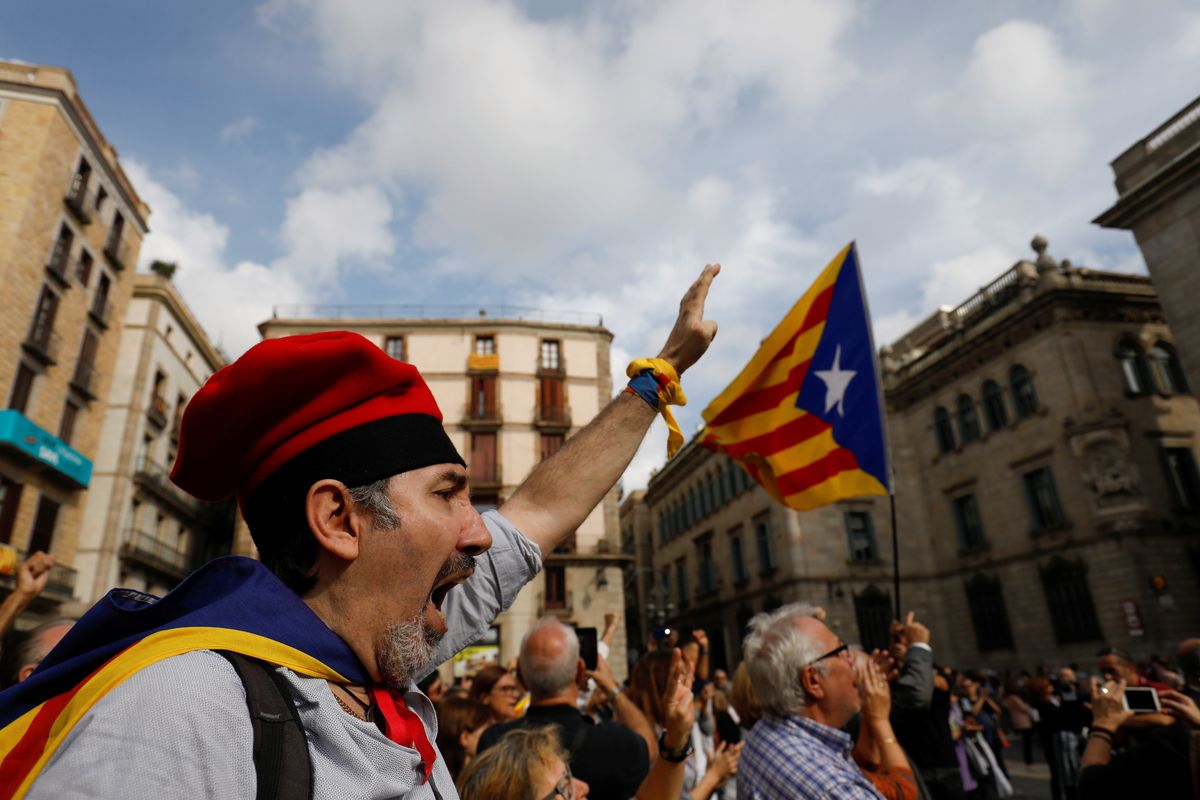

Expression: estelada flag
xmin=700 ymin=242 xmax=890 ymax=510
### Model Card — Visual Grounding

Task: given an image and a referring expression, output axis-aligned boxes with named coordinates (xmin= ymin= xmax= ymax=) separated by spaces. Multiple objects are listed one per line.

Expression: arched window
xmin=1010 ymin=365 xmax=1038 ymax=418
xmin=956 ymin=395 xmax=982 ymax=443
xmin=1150 ymin=342 xmax=1190 ymax=394
xmin=934 ymin=407 xmax=956 ymax=454
xmin=1116 ymin=339 xmax=1153 ymax=395
xmin=981 ymin=380 xmax=1008 ymax=431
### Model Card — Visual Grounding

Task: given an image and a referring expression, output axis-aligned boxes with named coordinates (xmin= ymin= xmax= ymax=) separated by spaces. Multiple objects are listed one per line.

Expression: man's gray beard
xmin=378 ymin=552 xmax=475 ymax=687
xmin=379 ymin=612 xmax=443 ymax=688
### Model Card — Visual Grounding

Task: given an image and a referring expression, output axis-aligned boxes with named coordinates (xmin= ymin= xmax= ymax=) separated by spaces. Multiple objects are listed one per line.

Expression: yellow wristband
xmin=626 ymin=358 xmax=686 ymax=458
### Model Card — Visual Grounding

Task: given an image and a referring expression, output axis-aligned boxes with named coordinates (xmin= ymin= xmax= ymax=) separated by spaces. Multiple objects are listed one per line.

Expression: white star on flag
xmin=813 ymin=345 xmax=857 ymax=416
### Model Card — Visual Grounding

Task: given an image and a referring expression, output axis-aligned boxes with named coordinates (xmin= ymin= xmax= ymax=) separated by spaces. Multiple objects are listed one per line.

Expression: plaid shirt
xmin=738 ymin=713 xmax=885 ymax=800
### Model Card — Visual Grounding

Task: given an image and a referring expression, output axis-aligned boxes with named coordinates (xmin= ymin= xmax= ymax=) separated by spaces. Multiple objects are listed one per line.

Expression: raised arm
xmin=501 ymin=265 xmax=720 ymax=556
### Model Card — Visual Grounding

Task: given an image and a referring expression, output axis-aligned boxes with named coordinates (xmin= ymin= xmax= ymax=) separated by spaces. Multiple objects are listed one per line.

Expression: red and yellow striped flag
xmin=700 ymin=243 xmax=890 ymax=510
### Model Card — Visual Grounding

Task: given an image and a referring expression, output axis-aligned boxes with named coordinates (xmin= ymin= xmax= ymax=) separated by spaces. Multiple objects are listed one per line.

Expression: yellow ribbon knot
xmin=627 ymin=358 xmax=687 ymax=458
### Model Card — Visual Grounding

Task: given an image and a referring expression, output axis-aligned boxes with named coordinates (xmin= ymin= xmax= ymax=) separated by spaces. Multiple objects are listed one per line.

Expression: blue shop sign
xmin=0 ymin=409 xmax=92 ymax=488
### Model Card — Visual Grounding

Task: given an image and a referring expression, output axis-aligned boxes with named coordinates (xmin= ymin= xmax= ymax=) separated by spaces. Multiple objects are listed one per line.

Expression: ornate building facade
xmin=626 ymin=237 xmax=1200 ymax=671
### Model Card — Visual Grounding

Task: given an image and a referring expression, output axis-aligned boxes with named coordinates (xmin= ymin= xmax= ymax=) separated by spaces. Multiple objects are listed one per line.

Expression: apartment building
xmin=0 ymin=61 xmax=149 ymax=616
xmin=259 ymin=308 xmax=632 ymax=674
xmin=74 ymin=273 xmax=233 ymax=605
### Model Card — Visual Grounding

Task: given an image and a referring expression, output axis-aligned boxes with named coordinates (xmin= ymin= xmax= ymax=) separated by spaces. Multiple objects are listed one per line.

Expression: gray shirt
xmin=29 ymin=510 xmax=542 ymax=800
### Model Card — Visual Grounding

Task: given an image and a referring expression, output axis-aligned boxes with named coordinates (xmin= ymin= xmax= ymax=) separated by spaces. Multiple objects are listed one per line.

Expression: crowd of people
xmin=0 ymin=264 xmax=1196 ymax=799
xmin=429 ymin=607 xmax=1200 ymax=800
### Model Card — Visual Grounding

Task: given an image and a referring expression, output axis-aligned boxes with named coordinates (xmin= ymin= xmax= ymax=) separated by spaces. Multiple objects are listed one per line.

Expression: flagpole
xmin=890 ymin=490 xmax=900 ymax=615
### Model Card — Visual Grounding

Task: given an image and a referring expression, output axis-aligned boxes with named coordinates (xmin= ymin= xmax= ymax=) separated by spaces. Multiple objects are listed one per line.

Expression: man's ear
xmin=576 ymin=658 xmax=587 ymax=686
xmin=306 ymin=479 xmax=365 ymax=562
xmin=800 ymin=665 xmax=825 ymax=702
xmin=17 ymin=663 xmax=37 ymax=683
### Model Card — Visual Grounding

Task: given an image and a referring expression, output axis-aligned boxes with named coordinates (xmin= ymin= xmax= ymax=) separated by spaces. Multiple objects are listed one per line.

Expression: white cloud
xmin=274 ymin=186 xmax=396 ymax=283
xmin=220 ymin=115 xmax=261 ymax=143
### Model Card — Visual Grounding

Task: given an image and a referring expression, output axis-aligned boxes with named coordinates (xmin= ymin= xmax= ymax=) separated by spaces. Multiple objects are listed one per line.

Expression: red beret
xmin=170 ymin=331 xmax=464 ymax=509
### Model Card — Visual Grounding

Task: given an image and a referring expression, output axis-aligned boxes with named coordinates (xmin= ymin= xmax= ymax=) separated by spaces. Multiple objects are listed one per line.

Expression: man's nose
xmin=458 ymin=509 xmax=492 ymax=556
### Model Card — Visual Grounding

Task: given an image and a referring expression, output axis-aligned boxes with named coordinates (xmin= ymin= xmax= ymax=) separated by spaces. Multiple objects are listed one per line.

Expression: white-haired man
xmin=478 ymin=617 xmax=653 ymax=800
xmin=738 ymin=603 xmax=883 ymax=799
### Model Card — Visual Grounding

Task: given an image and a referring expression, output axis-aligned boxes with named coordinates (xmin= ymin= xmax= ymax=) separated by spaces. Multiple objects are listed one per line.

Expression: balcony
xmin=45 ymin=249 xmax=72 ymax=288
xmin=103 ymin=237 xmax=132 ymax=271
xmin=535 ymin=404 xmax=571 ymax=429
xmin=88 ymin=297 xmax=113 ymax=328
xmin=64 ymin=185 xmax=92 ymax=225
xmin=134 ymin=455 xmax=198 ymax=519
xmin=146 ymin=395 xmax=168 ymax=430
xmin=69 ymin=363 xmax=99 ymax=400
xmin=467 ymin=353 xmax=500 ymax=372
xmin=21 ymin=328 xmax=61 ymax=367
xmin=120 ymin=527 xmax=191 ymax=582
xmin=462 ymin=402 xmax=503 ymax=427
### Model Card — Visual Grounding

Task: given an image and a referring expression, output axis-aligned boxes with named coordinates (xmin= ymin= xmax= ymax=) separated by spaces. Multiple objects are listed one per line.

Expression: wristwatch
xmin=658 ymin=732 xmax=694 ymax=763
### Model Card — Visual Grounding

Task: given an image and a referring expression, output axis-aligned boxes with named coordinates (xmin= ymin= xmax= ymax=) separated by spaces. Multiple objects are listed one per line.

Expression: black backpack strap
xmin=217 ymin=650 xmax=313 ymax=800
xmin=567 ymin=722 xmax=589 ymax=761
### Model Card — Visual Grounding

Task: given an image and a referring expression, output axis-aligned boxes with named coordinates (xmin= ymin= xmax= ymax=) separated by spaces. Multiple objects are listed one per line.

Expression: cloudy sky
xmin=4 ymin=0 xmax=1199 ymax=488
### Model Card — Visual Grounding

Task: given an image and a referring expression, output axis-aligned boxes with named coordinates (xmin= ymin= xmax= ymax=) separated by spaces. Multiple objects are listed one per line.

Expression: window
xmin=965 ymin=573 xmax=1015 ymax=651
xmin=544 ymin=565 xmax=566 ymax=609
xmin=1023 ymin=467 xmax=1065 ymax=531
xmin=107 ymin=211 xmax=125 ymax=252
xmin=58 ymin=401 xmax=81 ymax=444
xmin=675 ymin=559 xmax=688 ymax=608
xmin=539 ymin=433 xmax=565 ymax=462
xmin=1117 ymin=340 xmax=1153 ymax=395
xmin=854 ymin=586 xmax=893 ymax=651
xmin=48 ymin=224 xmax=73 ymax=280
xmin=1150 ymin=343 xmax=1190 ymax=394
xmin=27 ymin=495 xmax=61 ymax=554
xmin=1164 ymin=448 xmax=1200 ymax=510
xmin=934 ymin=407 xmax=956 ymax=454
xmin=474 ymin=335 xmax=495 ymax=355
xmin=1040 ymin=556 xmax=1102 ymax=644
xmin=540 ymin=340 xmax=561 ymax=371
xmin=384 ymin=336 xmax=405 ymax=361
xmin=73 ymin=329 xmax=100 ymax=396
xmin=469 ymin=375 xmax=497 ymax=418
xmin=1010 ymin=365 xmax=1038 ymax=418
xmin=92 ymin=273 xmax=112 ymax=319
xmin=469 ymin=432 xmax=498 ymax=484
xmin=77 ymin=250 xmax=94 ymax=287
xmin=845 ymin=511 xmax=878 ymax=562
xmin=952 ymin=493 xmax=987 ymax=551
xmin=730 ymin=528 xmax=747 ymax=585
xmin=28 ymin=286 xmax=60 ymax=352
xmin=980 ymin=380 xmax=1008 ymax=431
xmin=754 ymin=514 xmax=776 ymax=574
xmin=538 ymin=375 xmax=566 ymax=422
xmin=698 ymin=537 xmax=715 ymax=594
xmin=658 ymin=513 xmax=669 ymax=546
xmin=0 ymin=477 xmax=23 ymax=545
xmin=9 ymin=363 xmax=36 ymax=414
xmin=956 ymin=395 xmax=981 ymax=443
xmin=94 ymin=185 xmax=108 ymax=212
xmin=67 ymin=158 xmax=91 ymax=204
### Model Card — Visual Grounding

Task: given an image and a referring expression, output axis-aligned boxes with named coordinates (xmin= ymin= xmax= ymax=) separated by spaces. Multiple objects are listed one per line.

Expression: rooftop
xmin=267 ymin=303 xmax=606 ymax=330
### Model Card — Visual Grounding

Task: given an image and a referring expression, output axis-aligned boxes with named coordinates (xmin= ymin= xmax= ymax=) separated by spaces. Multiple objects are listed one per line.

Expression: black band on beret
xmin=242 ymin=414 xmax=465 ymax=532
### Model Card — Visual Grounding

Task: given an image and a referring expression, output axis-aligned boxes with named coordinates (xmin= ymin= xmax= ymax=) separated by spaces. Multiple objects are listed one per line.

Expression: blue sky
xmin=5 ymin=0 xmax=1200 ymax=487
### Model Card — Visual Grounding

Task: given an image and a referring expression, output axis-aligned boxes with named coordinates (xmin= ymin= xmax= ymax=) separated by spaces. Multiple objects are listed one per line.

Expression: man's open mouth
xmin=430 ymin=569 xmax=474 ymax=611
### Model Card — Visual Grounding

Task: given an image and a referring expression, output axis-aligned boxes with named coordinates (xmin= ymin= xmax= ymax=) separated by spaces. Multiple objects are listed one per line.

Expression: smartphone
xmin=1122 ymin=686 xmax=1161 ymax=714
xmin=575 ymin=626 xmax=598 ymax=671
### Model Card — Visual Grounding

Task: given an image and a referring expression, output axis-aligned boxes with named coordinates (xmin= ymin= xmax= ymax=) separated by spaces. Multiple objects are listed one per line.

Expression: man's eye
xmin=436 ymin=489 xmax=456 ymax=501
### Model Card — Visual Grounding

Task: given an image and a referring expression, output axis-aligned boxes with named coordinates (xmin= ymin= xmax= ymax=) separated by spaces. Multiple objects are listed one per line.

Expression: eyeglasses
xmin=540 ymin=764 xmax=574 ymax=800
xmin=492 ymin=684 xmax=522 ymax=696
xmin=804 ymin=642 xmax=850 ymax=668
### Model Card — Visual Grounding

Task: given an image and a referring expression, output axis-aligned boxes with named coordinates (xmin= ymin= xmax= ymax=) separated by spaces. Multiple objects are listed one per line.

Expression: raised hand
xmin=1089 ymin=678 xmax=1135 ymax=732
xmin=662 ymin=648 xmax=696 ymax=749
xmin=856 ymin=658 xmax=892 ymax=720
xmin=1160 ymin=690 xmax=1200 ymax=729
xmin=16 ymin=551 xmax=55 ymax=600
xmin=903 ymin=611 xmax=930 ymax=645
xmin=657 ymin=264 xmax=720 ymax=375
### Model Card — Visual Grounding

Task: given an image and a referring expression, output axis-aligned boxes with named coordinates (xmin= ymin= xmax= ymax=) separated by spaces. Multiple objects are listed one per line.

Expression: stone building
xmin=0 ymin=61 xmax=150 ymax=618
xmin=631 ymin=436 xmax=896 ymax=670
xmin=883 ymin=236 xmax=1200 ymax=670
xmin=74 ymin=273 xmax=233 ymax=606
xmin=259 ymin=308 xmax=631 ymax=674
xmin=1095 ymin=94 xmax=1200 ymax=389
xmin=626 ymin=237 xmax=1200 ymax=672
